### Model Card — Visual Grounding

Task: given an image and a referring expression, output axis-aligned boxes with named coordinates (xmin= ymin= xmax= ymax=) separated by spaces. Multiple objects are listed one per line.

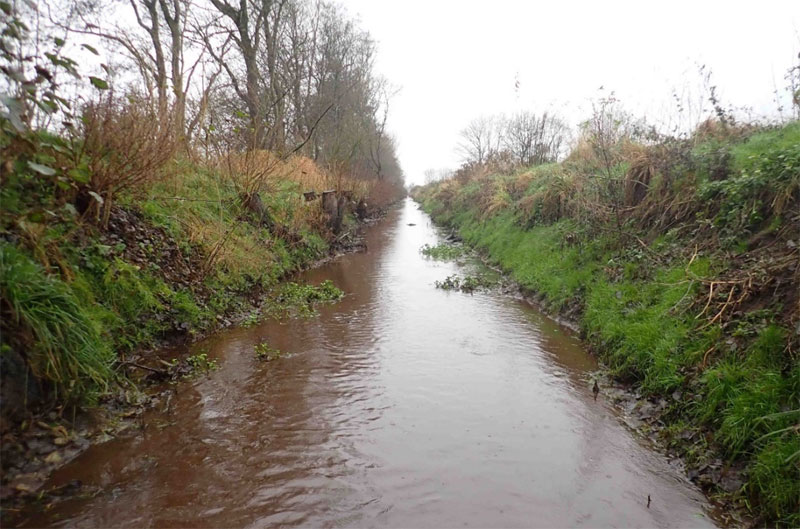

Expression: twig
xmin=698 ymin=285 xmax=736 ymax=330
xmin=118 ymin=361 xmax=167 ymax=375
xmin=697 ymin=281 xmax=716 ymax=320
xmin=148 ymin=196 xmax=234 ymax=203
xmin=162 ymin=393 xmax=173 ymax=414
xmin=701 ymin=345 xmax=717 ymax=369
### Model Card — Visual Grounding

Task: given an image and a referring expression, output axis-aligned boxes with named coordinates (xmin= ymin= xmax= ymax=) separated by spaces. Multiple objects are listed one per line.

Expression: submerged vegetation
xmin=413 ymin=108 xmax=800 ymax=524
xmin=252 ymin=279 xmax=345 ymax=323
xmin=185 ymin=353 xmax=218 ymax=374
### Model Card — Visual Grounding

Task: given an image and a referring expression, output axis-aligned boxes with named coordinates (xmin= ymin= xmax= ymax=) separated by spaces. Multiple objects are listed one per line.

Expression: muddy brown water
xmin=17 ymin=199 xmax=719 ymax=528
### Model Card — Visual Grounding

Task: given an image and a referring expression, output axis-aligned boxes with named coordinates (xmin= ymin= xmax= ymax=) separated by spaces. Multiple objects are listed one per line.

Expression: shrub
xmin=76 ymin=95 xmax=177 ymax=226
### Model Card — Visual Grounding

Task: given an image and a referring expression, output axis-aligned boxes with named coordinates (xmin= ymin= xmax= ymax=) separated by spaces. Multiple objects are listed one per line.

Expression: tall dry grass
xmin=216 ymin=150 xmax=371 ymax=199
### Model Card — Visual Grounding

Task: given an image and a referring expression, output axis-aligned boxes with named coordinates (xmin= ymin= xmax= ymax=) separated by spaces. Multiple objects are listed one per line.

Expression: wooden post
xmin=321 ymin=190 xmax=341 ymax=232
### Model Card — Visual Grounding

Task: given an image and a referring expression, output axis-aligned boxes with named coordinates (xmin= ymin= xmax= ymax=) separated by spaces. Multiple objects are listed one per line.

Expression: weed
xmin=420 ymin=243 xmax=465 ymax=260
xmin=254 ymin=342 xmax=282 ymax=361
xmin=241 ymin=312 xmax=261 ymax=328
xmin=266 ymin=280 xmax=344 ymax=318
xmin=434 ymin=273 xmax=496 ymax=293
xmin=185 ymin=353 xmax=218 ymax=374
xmin=699 ymin=122 xmax=800 ymax=236
xmin=78 ymin=95 xmax=177 ymax=226
xmin=434 ymin=274 xmax=461 ymax=290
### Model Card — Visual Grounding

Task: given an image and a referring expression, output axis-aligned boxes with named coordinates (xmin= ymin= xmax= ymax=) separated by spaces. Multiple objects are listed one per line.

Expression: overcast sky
xmin=338 ymin=0 xmax=800 ymax=185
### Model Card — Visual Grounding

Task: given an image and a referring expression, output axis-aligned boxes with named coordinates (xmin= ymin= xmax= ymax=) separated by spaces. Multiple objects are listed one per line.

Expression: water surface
xmin=20 ymin=198 xmax=717 ymax=528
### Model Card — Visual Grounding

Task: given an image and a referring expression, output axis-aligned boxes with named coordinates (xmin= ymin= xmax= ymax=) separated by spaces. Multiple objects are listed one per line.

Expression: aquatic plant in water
xmin=420 ymin=243 xmax=465 ymax=260
xmin=254 ymin=342 xmax=283 ymax=361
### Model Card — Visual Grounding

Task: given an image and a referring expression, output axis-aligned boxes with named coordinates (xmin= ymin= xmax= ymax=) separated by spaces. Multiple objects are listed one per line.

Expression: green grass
xmin=699 ymin=122 xmax=800 ymax=235
xmin=748 ymin=435 xmax=800 ymax=526
xmin=0 ymin=243 xmax=114 ymax=402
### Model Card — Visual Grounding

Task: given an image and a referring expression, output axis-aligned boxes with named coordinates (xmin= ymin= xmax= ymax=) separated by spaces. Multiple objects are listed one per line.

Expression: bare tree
xmin=457 ymin=115 xmax=502 ymax=165
xmin=65 ymin=0 xmax=213 ymax=147
xmin=63 ymin=0 xmax=405 ymax=190
xmin=205 ymin=0 xmax=264 ymax=145
xmin=504 ymin=111 xmax=569 ymax=166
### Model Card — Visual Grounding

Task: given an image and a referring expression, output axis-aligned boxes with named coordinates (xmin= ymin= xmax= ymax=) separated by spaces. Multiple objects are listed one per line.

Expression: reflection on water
xmin=19 ymin=199 xmax=717 ymax=528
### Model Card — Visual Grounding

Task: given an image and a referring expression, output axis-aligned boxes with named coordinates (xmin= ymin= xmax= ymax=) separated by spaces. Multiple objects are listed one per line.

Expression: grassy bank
xmin=412 ymin=121 xmax=799 ymax=526
xmin=0 ymin=123 xmax=402 ymax=428
xmin=1 ymin=0 xmax=407 ymax=432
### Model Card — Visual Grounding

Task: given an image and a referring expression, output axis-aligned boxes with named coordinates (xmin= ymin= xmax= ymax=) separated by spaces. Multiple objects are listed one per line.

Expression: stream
xmin=18 ymin=198 xmax=719 ymax=528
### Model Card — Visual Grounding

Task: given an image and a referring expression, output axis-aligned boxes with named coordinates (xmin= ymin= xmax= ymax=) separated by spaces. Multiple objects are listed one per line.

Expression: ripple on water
xmin=15 ymin=199 xmax=720 ymax=529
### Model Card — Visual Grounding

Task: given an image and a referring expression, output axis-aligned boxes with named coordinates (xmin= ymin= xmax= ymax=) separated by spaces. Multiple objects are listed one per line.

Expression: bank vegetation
xmin=413 ymin=82 xmax=800 ymax=526
xmin=0 ymin=0 xmax=405 ymax=431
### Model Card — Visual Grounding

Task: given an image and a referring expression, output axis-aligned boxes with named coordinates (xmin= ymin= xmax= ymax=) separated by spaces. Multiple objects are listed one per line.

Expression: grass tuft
xmin=0 ymin=244 xmax=113 ymax=402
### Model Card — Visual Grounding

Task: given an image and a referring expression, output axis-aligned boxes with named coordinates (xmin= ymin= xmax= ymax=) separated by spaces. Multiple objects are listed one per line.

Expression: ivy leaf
xmin=27 ymin=161 xmax=57 ymax=176
xmin=54 ymin=37 xmax=65 ymax=47
xmin=81 ymin=43 xmax=99 ymax=55
xmin=88 ymin=76 xmax=109 ymax=90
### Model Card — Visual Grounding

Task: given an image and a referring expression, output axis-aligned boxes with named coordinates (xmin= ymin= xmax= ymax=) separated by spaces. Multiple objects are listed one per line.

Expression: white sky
xmin=338 ymin=0 xmax=800 ymax=184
